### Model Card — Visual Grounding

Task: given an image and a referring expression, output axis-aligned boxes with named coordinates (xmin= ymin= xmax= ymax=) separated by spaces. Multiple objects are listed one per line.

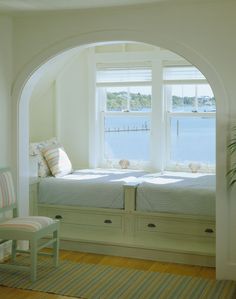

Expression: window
xmin=94 ymin=59 xmax=215 ymax=171
xmin=164 ymin=67 xmax=216 ymax=169
xmin=96 ymin=66 xmax=152 ymax=166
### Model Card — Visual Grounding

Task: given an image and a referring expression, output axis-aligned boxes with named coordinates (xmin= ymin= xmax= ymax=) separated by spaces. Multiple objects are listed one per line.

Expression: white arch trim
xmin=12 ymin=29 xmax=230 ymax=279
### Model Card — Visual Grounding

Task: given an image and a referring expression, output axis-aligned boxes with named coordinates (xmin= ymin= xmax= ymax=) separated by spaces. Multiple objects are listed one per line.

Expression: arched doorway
xmin=12 ymin=31 xmax=229 ymax=279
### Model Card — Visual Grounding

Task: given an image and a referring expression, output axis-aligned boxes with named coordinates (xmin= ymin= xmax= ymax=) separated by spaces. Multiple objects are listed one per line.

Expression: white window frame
xmin=164 ymin=77 xmax=216 ymax=172
xmin=89 ymin=47 xmax=216 ymax=173
xmin=96 ymin=68 xmax=153 ymax=169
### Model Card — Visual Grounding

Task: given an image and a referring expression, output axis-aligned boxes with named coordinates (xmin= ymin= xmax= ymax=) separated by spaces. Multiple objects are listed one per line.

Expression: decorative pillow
xmin=29 ymin=138 xmax=60 ymax=177
xmin=43 ymin=145 xmax=72 ymax=178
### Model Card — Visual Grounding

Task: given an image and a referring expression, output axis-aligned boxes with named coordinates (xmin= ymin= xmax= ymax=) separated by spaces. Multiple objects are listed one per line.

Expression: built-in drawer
xmin=136 ymin=215 xmax=215 ymax=238
xmin=40 ymin=207 xmax=123 ymax=229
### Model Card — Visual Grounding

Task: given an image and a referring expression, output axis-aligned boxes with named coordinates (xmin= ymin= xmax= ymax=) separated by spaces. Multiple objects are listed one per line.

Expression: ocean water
xmin=104 ymin=115 xmax=215 ymax=164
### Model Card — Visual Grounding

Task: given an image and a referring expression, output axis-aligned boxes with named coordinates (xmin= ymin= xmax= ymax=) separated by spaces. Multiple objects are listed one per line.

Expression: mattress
xmin=38 ymin=168 xmax=147 ymax=209
xmin=136 ymin=172 xmax=215 ymax=217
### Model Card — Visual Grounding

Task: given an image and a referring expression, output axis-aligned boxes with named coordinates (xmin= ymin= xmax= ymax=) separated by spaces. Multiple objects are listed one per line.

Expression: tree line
xmin=106 ymin=92 xmax=215 ymax=111
xmin=107 ymin=91 xmax=151 ymax=111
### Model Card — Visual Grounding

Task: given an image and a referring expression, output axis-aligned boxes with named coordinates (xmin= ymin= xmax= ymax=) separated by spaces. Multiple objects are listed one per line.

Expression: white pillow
xmin=43 ymin=145 xmax=72 ymax=177
xmin=29 ymin=138 xmax=60 ymax=177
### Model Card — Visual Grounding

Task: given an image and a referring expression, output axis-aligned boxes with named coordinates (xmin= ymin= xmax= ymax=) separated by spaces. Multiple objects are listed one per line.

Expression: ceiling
xmin=0 ymin=0 xmax=226 ymax=14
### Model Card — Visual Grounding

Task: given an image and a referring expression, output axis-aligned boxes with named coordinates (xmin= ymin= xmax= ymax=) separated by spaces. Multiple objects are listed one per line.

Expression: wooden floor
xmin=0 ymin=249 xmax=216 ymax=299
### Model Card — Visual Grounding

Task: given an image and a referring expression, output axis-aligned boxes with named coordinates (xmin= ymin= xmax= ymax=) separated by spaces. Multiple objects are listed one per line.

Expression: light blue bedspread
xmin=136 ymin=172 xmax=215 ymax=216
xmin=39 ymin=169 xmax=146 ymax=209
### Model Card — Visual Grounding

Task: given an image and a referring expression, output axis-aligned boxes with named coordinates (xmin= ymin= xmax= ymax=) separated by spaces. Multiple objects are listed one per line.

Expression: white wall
xmin=30 ymin=83 xmax=56 ymax=141
xmin=0 ymin=16 xmax=12 ymax=258
xmin=29 ymin=49 xmax=90 ymax=168
xmin=11 ymin=1 xmax=236 ymax=280
xmin=28 ymin=48 xmax=88 ymax=168
xmin=56 ymin=50 xmax=89 ymax=169
xmin=0 ymin=16 xmax=12 ymax=168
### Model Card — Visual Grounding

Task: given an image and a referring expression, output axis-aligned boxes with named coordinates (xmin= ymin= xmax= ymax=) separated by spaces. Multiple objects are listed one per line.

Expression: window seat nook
xmin=29 ymin=169 xmax=215 ymax=267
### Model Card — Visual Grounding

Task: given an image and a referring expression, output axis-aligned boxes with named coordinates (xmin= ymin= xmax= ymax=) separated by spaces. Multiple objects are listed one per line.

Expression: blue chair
xmin=0 ymin=168 xmax=60 ymax=281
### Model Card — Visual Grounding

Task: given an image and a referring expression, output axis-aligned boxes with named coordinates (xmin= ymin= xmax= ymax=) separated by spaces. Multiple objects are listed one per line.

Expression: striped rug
xmin=0 ymin=257 xmax=235 ymax=299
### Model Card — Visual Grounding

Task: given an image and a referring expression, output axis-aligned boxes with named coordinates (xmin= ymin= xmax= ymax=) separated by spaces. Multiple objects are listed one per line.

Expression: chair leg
xmin=11 ymin=240 xmax=17 ymax=262
xmin=30 ymin=240 xmax=37 ymax=282
xmin=53 ymin=230 xmax=59 ymax=267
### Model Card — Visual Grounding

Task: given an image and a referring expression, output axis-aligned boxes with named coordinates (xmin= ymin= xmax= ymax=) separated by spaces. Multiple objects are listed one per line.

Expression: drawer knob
xmin=205 ymin=228 xmax=214 ymax=233
xmin=147 ymin=223 xmax=156 ymax=228
xmin=104 ymin=219 xmax=112 ymax=224
xmin=55 ymin=215 xmax=63 ymax=220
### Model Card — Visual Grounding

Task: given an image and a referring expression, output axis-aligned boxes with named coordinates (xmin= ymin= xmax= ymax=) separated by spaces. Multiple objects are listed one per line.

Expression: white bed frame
xmin=30 ymin=181 xmax=215 ymax=267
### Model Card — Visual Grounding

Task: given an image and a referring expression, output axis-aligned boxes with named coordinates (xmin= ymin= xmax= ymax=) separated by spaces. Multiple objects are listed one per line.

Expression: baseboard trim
xmin=60 ymin=239 xmax=215 ymax=267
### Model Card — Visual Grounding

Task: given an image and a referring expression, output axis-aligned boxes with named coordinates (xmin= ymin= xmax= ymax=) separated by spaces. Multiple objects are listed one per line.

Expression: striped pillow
xmin=29 ymin=138 xmax=60 ymax=177
xmin=43 ymin=145 xmax=72 ymax=177
xmin=0 ymin=170 xmax=16 ymax=208
xmin=0 ymin=216 xmax=55 ymax=232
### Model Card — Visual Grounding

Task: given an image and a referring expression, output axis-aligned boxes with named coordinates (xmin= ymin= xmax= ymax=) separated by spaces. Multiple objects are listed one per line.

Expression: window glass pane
xmin=97 ymin=67 xmax=152 ymax=83
xmin=170 ymin=116 xmax=215 ymax=164
xmin=104 ymin=115 xmax=151 ymax=161
xmin=163 ymin=66 xmax=205 ymax=80
xmin=197 ymin=85 xmax=215 ymax=112
xmin=106 ymin=87 xmax=128 ymax=111
xmin=168 ymin=85 xmax=196 ymax=112
xmin=166 ymin=84 xmax=215 ymax=113
xmin=129 ymin=86 xmax=152 ymax=112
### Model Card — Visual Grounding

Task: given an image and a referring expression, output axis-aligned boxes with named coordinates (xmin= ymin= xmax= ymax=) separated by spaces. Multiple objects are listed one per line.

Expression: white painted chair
xmin=0 ymin=168 xmax=60 ymax=282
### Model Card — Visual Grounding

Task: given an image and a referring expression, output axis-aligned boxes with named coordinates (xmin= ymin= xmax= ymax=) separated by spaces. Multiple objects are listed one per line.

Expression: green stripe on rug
xmin=0 ymin=256 xmax=235 ymax=299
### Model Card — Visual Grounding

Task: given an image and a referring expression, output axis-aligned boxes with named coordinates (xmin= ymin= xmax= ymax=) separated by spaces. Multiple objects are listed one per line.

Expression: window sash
xmin=97 ymin=64 xmax=153 ymax=164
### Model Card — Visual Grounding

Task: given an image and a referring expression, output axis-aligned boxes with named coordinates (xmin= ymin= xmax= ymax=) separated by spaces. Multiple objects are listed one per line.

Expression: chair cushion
xmin=0 ymin=216 xmax=55 ymax=232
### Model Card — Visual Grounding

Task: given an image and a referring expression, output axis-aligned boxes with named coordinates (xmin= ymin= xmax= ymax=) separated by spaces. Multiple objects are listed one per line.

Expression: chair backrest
xmin=0 ymin=169 xmax=16 ymax=211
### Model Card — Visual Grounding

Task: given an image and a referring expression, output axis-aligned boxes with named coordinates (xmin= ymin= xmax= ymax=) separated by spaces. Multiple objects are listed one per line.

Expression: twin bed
xmin=30 ymin=168 xmax=216 ymax=267
xmin=136 ymin=172 xmax=215 ymax=217
xmin=38 ymin=169 xmax=147 ymax=209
